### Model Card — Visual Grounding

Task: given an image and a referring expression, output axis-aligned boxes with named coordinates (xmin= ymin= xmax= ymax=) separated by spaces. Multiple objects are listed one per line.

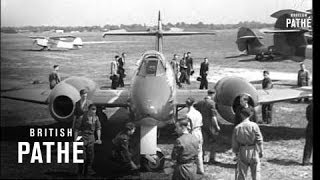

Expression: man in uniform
xmin=111 ymin=122 xmax=139 ymax=174
xmin=179 ymin=53 xmax=188 ymax=84
xmin=232 ymin=108 xmax=263 ymax=180
xmin=302 ymin=101 xmax=313 ymax=165
xmin=234 ymin=94 xmax=258 ymax=126
xmin=48 ymin=64 xmax=61 ymax=89
xmin=261 ymin=71 xmax=273 ymax=124
xmin=110 ymin=55 xmax=119 ymax=89
xmin=186 ymin=52 xmax=194 ymax=85
xmin=186 ymin=97 xmax=204 ymax=175
xmin=117 ymin=52 xmax=126 ymax=87
xmin=194 ymin=90 xmax=220 ymax=164
xmin=199 ymin=57 xmax=209 ymax=89
xmin=74 ymin=104 xmax=102 ymax=177
xmin=297 ymin=62 xmax=310 ymax=102
xmin=171 ymin=118 xmax=199 ymax=180
xmin=73 ymin=89 xmax=93 ymax=130
xmin=171 ymin=54 xmax=182 ymax=88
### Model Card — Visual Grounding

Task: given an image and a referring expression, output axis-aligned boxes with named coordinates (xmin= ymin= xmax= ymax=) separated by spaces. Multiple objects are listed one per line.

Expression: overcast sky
xmin=1 ymin=0 xmax=312 ymax=27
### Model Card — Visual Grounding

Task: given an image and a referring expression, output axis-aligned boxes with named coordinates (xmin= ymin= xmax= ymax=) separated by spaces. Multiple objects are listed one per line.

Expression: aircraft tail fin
xmin=72 ymin=37 xmax=83 ymax=46
xmin=236 ymin=27 xmax=264 ymax=52
xmin=103 ymin=11 xmax=215 ymax=52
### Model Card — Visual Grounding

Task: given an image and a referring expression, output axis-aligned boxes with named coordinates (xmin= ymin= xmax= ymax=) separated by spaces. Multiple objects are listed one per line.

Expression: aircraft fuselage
xmin=129 ymin=51 xmax=176 ymax=127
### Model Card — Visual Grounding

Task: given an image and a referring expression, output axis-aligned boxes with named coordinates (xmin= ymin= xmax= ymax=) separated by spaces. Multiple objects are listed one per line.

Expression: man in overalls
xmin=74 ymin=104 xmax=102 ymax=177
xmin=111 ymin=122 xmax=139 ymax=174
xmin=172 ymin=118 xmax=199 ymax=180
xmin=232 ymin=108 xmax=263 ymax=180
xmin=186 ymin=97 xmax=204 ymax=175
xmin=73 ymin=89 xmax=92 ymax=130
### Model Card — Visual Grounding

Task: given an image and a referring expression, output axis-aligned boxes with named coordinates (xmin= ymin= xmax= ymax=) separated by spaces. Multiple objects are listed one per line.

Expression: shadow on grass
xmin=267 ymin=158 xmax=302 ymax=166
xmin=44 ymin=171 xmax=77 ymax=178
xmin=0 ymin=106 xmax=306 ymax=178
xmin=21 ymin=49 xmax=69 ymax=52
xmin=208 ymin=161 xmax=236 ymax=169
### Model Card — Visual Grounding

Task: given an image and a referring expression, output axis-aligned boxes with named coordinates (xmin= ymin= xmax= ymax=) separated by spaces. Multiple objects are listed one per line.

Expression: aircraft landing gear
xmin=140 ymin=150 xmax=165 ymax=172
xmin=255 ymin=54 xmax=264 ymax=61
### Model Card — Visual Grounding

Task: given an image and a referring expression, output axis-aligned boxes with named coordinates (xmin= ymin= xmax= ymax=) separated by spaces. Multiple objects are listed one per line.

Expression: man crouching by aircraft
xmin=172 ymin=118 xmax=200 ymax=180
xmin=232 ymin=108 xmax=263 ymax=180
xmin=74 ymin=104 xmax=102 ymax=178
xmin=111 ymin=122 xmax=139 ymax=175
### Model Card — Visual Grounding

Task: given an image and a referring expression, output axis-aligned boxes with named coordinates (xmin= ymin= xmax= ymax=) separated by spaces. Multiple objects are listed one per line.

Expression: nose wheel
xmin=140 ymin=151 xmax=165 ymax=172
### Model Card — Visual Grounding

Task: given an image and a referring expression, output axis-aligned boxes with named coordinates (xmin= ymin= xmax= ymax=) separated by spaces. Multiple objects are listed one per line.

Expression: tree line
xmin=1 ymin=21 xmax=273 ymax=33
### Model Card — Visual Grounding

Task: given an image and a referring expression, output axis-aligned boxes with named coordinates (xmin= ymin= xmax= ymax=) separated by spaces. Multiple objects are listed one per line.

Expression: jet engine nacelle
xmin=47 ymin=76 xmax=97 ymax=122
xmin=214 ymin=77 xmax=258 ymax=123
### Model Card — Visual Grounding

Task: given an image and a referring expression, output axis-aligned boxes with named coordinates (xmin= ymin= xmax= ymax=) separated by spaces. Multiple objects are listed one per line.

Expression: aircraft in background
xmin=1 ymin=11 xmax=311 ymax=171
xmin=30 ymin=35 xmax=83 ymax=50
xmin=235 ymin=9 xmax=312 ymax=61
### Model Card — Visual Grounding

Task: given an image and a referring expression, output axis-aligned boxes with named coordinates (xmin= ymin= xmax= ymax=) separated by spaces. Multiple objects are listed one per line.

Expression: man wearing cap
xmin=186 ymin=97 xmax=204 ymax=175
xmin=261 ymin=70 xmax=273 ymax=124
xmin=194 ymin=90 xmax=220 ymax=164
xmin=74 ymin=104 xmax=102 ymax=177
xmin=234 ymin=94 xmax=258 ymax=126
xmin=302 ymin=101 xmax=313 ymax=166
xmin=297 ymin=63 xmax=310 ymax=102
xmin=199 ymin=58 xmax=209 ymax=89
xmin=48 ymin=65 xmax=61 ymax=89
xmin=111 ymin=122 xmax=139 ymax=174
xmin=73 ymin=89 xmax=92 ymax=129
xmin=172 ymin=118 xmax=199 ymax=180
xmin=232 ymin=108 xmax=263 ymax=180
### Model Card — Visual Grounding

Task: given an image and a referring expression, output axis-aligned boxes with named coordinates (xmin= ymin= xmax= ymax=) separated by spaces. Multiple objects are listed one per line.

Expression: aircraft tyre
xmin=255 ymin=54 xmax=263 ymax=61
xmin=140 ymin=151 xmax=165 ymax=172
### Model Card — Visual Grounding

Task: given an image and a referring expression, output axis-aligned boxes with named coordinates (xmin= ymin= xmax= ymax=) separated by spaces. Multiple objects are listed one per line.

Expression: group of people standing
xmin=171 ymin=52 xmax=195 ymax=88
xmin=171 ymin=52 xmax=210 ymax=90
xmin=171 ymin=90 xmax=221 ymax=179
xmin=110 ymin=52 xmax=127 ymax=89
xmin=171 ymin=90 xmax=265 ymax=180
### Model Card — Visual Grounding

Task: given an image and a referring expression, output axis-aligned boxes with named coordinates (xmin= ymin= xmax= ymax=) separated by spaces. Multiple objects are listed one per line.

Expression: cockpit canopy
xmin=137 ymin=52 xmax=166 ymax=76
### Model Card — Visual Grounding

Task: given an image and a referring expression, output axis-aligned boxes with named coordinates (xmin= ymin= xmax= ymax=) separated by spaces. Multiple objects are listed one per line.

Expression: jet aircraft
xmin=235 ymin=9 xmax=312 ymax=61
xmin=1 ymin=11 xmax=312 ymax=171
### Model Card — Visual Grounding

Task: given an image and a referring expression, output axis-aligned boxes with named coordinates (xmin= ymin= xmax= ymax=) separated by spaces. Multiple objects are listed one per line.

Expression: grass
xmin=1 ymin=30 xmax=312 ymax=179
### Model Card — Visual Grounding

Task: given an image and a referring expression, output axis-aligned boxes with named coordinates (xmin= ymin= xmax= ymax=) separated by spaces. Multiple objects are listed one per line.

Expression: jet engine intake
xmin=214 ymin=77 xmax=258 ymax=123
xmin=47 ymin=77 xmax=97 ymax=122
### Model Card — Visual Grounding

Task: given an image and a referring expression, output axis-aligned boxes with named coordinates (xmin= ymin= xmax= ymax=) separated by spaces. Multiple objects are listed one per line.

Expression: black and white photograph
xmin=1 ymin=0 xmax=313 ymax=179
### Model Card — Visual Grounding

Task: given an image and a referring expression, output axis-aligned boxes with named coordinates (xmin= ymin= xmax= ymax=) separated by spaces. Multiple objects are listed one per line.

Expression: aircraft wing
xmin=103 ymin=31 xmax=215 ymax=38
xmin=238 ymin=35 xmax=263 ymax=39
xmin=260 ymin=29 xmax=307 ymax=34
xmin=176 ymin=89 xmax=208 ymax=106
xmin=103 ymin=32 xmax=157 ymax=37
xmin=1 ymin=88 xmax=130 ymax=107
xmin=29 ymin=36 xmax=47 ymax=39
xmin=49 ymin=35 xmax=77 ymax=40
xmin=161 ymin=32 xmax=215 ymax=36
xmin=257 ymin=87 xmax=312 ymax=104
xmin=1 ymin=88 xmax=50 ymax=104
xmin=91 ymin=89 xmax=130 ymax=107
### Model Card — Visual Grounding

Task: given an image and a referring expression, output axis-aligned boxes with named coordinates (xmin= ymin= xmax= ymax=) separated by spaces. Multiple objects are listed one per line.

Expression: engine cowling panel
xmin=47 ymin=76 xmax=96 ymax=122
xmin=214 ymin=77 xmax=258 ymax=123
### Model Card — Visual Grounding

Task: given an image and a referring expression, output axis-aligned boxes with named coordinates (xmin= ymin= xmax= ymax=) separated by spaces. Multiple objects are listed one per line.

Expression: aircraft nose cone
xmin=131 ymin=76 xmax=172 ymax=119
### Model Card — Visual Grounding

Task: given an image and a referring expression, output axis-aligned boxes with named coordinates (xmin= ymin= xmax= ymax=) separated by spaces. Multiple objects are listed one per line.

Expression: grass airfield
xmin=1 ymin=30 xmax=312 ymax=179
